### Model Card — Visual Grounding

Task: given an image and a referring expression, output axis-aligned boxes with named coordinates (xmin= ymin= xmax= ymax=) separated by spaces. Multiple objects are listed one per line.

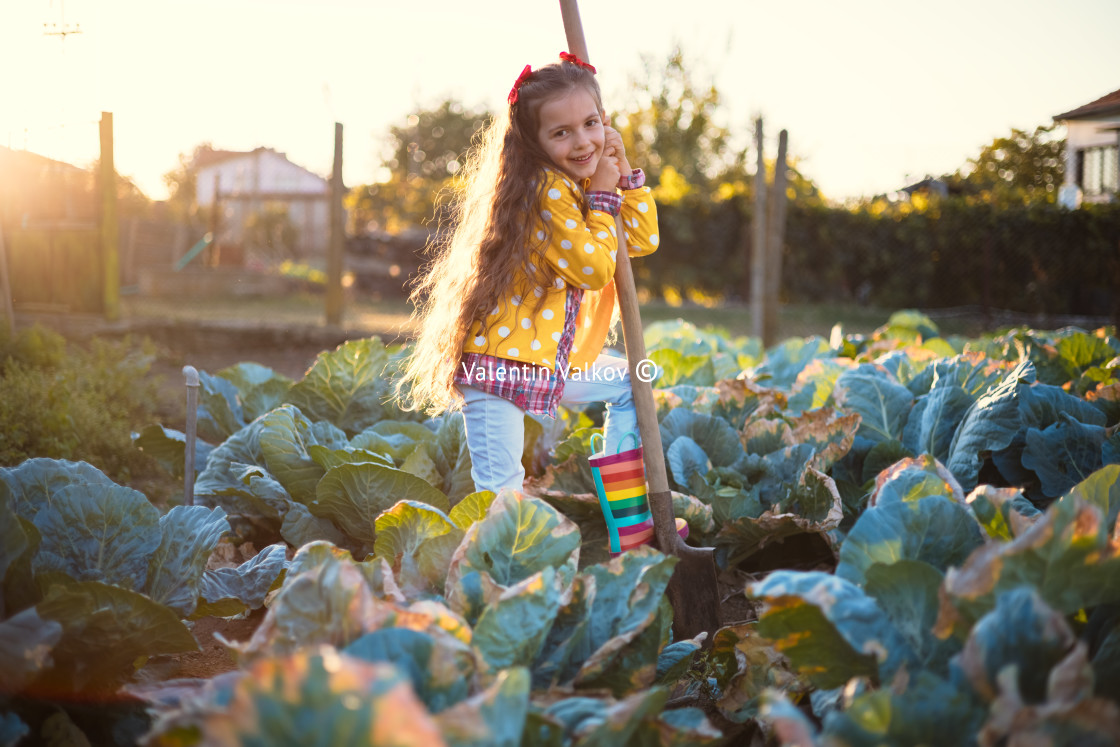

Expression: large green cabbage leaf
xmin=434 ymin=667 xmax=531 ymax=747
xmin=836 ymin=494 xmax=985 ymax=587
xmin=446 ymin=491 xmax=580 ymax=606
xmin=833 ymin=363 xmax=914 ymax=445
xmin=35 ymin=580 xmax=197 ymax=694
xmin=216 ymin=361 xmax=294 ymax=422
xmin=819 ymin=670 xmax=986 ymax=747
xmin=748 ymin=336 xmax=833 ymax=391
xmin=374 ymin=500 xmax=462 ymax=597
xmin=939 ymin=466 xmax=1120 ymax=636
xmin=472 ymin=566 xmax=564 ymax=673
xmin=0 ymin=458 xmax=116 ymax=521
xmin=0 ymin=608 xmax=62 ymax=693
xmin=195 ymin=543 xmax=289 ymax=617
xmin=345 ymin=627 xmax=475 ymax=713
xmin=32 ymin=482 xmax=162 ymax=590
xmin=145 ymin=646 xmax=446 ymax=746
xmin=946 ymin=360 xmax=1034 ymax=491
xmin=227 ymin=558 xmax=382 ymax=660
xmin=144 ymin=504 xmax=230 ymax=616
xmin=284 ymin=337 xmax=397 ymax=436
xmin=195 ymin=369 xmax=246 ymax=443
xmin=259 ymin=404 xmax=348 ymax=504
xmin=749 ymin=571 xmax=913 ymax=688
xmin=312 ymin=463 xmax=450 ymax=551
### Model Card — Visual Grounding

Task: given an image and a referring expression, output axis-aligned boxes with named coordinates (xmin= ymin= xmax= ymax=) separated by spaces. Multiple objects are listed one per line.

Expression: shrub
xmin=0 ymin=325 xmax=160 ymax=482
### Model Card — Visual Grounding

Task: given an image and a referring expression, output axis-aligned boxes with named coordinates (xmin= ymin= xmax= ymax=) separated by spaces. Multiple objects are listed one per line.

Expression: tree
xmin=348 ymin=99 xmax=490 ymax=232
xmin=161 ymin=143 xmax=217 ymax=225
xmin=611 ymin=48 xmax=823 ymax=300
xmin=244 ymin=204 xmax=298 ymax=260
xmin=944 ymin=124 xmax=1065 ymax=204
xmin=615 ymin=49 xmax=742 ymax=191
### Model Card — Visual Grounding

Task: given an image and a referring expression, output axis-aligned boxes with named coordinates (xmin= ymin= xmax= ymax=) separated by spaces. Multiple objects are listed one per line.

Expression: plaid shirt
xmin=455 ymin=286 xmax=584 ymax=416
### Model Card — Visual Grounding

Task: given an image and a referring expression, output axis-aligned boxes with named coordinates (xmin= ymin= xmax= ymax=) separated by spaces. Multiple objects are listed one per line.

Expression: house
xmin=0 ymin=145 xmax=97 ymax=227
xmin=194 ymin=146 xmax=337 ymax=261
xmin=899 ymin=176 xmax=949 ymax=202
xmin=1054 ymin=87 xmax=1120 ymax=207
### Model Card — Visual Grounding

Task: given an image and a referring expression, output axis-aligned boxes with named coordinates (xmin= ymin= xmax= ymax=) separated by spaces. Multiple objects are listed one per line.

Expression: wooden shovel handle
xmin=559 ymin=1 xmax=694 ymax=558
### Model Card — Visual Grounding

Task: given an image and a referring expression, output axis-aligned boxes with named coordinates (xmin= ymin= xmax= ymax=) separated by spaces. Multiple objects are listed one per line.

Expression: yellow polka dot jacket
xmin=461 ymin=168 xmax=659 ymax=372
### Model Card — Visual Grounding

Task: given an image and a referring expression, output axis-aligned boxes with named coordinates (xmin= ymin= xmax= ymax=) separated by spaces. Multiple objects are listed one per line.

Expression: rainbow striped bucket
xmin=589 ymin=432 xmax=655 ymax=554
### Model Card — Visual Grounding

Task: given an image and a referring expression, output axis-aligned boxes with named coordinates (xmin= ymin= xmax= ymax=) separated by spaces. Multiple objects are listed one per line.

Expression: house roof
xmin=0 ymin=145 xmax=89 ymax=175
xmin=192 ymin=145 xmax=330 ymax=186
xmin=1054 ymin=86 xmax=1120 ymax=120
xmin=193 ymin=145 xmax=277 ymax=168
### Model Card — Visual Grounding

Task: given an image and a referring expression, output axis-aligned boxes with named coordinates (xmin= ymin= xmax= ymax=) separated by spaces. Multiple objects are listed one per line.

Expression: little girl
xmin=397 ymin=53 xmax=660 ymax=497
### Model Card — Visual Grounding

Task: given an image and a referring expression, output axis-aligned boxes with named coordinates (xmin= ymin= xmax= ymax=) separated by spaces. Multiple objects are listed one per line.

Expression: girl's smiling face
xmin=536 ymin=87 xmax=605 ymax=181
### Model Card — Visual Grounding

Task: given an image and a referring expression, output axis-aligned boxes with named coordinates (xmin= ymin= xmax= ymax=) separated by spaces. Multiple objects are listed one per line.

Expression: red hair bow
xmin=560 ymin=51 xmax=596 ymax=74
xmin=508 ymin=64 xmax=533 ymax=106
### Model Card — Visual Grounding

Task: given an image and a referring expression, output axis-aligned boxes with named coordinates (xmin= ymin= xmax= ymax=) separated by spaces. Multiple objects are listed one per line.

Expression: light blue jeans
xmin=459 ymin=353 xmax=639 ymax=492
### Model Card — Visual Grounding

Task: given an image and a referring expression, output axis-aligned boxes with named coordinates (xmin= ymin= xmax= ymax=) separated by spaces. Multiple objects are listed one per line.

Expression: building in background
xmin=194 ymin=146 xmax=337 ymax=262
xmin=1055 ymin=87 xmax=1120 ymax=207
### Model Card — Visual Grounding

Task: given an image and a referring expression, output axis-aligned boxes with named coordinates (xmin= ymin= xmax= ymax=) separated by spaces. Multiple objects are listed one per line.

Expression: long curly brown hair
xmin=396 ymin=60 xmax=603 ymax=414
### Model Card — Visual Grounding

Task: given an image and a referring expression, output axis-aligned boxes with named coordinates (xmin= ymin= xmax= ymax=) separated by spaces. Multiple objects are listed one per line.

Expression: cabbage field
xmin=2 ymin=310 xmax=1119 ymax=745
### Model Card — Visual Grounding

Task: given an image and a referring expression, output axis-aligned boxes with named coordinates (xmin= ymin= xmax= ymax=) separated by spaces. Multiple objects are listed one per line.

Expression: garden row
xmin=1 ymin=310 xmax=1118 ymax=745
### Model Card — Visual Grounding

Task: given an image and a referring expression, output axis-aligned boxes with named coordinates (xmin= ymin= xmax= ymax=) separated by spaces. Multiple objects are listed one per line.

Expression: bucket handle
xmin=590 ymin=431 xmax=640 ymax=455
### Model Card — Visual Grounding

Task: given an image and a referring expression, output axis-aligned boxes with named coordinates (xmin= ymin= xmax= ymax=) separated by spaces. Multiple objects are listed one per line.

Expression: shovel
xmin=558 ymin=0 xmax=721 ymax=642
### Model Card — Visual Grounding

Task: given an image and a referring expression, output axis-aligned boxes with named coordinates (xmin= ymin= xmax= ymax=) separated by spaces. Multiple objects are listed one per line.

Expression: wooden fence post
xmin=0 ymin=226 xmax=14 ymax=336
xmin=326 ymin=122 xmax=344 ymax=326
xmin=100 ymin=112 xmax=119 ymax=320
xmin=750 ymin=117 xmax=767 ymax=342
xmin=764 ymin=129 xmax=788 ymax=345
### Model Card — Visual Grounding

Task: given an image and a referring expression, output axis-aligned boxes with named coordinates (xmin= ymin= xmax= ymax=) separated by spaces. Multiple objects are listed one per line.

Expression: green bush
xmin=642 ymin=196 xmax=1120 ymax=318
xmin=0 ymin=325 xmax=160 ymax=481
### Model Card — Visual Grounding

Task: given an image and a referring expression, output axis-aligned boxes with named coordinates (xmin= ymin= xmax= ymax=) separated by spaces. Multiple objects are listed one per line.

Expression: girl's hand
xmin=589 ymin=153 xmax=621 ymax=192
xmin=602 ymin=115 xmax=632 ymax=177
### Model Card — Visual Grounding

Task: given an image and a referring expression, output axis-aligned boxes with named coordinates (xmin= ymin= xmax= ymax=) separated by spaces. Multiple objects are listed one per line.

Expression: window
xmin=1080 ymin=145 xmax=1119 ymax=196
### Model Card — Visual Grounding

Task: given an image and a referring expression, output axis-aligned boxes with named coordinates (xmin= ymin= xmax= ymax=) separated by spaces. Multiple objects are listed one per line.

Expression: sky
xmin=2 ymin=0 xmax=1119 ymax=204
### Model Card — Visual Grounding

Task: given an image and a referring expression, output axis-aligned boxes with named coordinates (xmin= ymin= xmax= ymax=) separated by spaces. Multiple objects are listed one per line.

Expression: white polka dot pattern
xmin=461 ymin=168 xmax=659 ymax=369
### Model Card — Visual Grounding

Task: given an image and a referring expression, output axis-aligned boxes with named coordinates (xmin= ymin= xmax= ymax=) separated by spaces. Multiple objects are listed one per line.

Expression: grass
xmin=122 ymin=292 xmax=415 ymax=337
xmin=120 ymin=292 xmax=979 ymax=343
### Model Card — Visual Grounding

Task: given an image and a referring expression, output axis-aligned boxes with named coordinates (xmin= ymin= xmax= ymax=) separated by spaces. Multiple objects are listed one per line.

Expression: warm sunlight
xmin=2 ymin=0 xmax=1118 ymax=203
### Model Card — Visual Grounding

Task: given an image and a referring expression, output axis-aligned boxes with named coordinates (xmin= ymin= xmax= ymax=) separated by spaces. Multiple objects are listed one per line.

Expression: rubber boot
xmin=589 ymin=432 xmax=689 ymax=556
